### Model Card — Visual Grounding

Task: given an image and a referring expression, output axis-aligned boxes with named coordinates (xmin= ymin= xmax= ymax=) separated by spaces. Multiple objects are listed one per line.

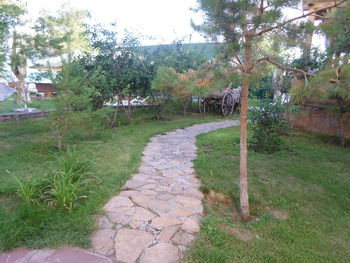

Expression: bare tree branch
xmin=251 ymin=57 xmax=315 ymax=77
xmin=331 ymin=64 xmax=344 ymax=83
xmin=250 ymin=57 xmax=269 ymax=69
xmin=259 ymin=0 xmax=264 ymax=15
xmin=231 ymin=58 xmax=245 ymax=71
xmin=235 ymin=55 xmax=244 ymax=68
xmin=254 ymin=0 xmax=347 ymax=36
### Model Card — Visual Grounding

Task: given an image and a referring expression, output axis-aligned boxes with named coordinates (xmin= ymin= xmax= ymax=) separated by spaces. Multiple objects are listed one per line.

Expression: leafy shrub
xmin=249 ymin=100 xmax=289 ymax=153
xmin=14 ymin=147 xmax=94 ymax=211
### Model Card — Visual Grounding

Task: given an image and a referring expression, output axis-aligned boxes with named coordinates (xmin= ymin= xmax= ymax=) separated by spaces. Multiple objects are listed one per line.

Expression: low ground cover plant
xmin=15 ymin=147 xmax=94 ymax=212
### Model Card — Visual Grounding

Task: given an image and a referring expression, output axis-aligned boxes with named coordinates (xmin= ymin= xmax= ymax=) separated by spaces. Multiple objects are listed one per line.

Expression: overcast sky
xmin=25 ymin=0 xmax=326 ymax=49
xmin=26 ymin=0 xmax=206 ymax=45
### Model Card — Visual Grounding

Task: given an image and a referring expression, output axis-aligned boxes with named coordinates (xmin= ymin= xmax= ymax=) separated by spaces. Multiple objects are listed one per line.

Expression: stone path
xmin=1 ymin=120 xmax=238 ymax=263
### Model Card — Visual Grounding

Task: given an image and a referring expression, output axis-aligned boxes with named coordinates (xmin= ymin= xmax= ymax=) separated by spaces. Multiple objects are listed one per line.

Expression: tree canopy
xmin=192 ymin=0 xmax=347 ymax=219
xmin=0 ymin=0 xmax=24 ymax=74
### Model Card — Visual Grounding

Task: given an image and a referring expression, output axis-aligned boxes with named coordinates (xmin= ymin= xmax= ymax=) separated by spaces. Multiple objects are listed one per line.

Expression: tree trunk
xmin=339 ymin=108 xmax=345 ymax=147
xmin=239 ymin=35 xmax=251 ymax=220
xmin=57 ymin=135 xmax=62 ymax=151
xmin=127 ymin=92 xmax=132 ymax=118
xmin=183 ymin=95 xmax=191 ymax=115
xmin=110 ymin=105 xmax=119 ymax=128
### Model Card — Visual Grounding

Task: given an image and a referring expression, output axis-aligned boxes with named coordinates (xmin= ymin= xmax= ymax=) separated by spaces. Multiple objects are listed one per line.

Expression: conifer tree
xmin=193 ymin=0 xmax=346 ymax=219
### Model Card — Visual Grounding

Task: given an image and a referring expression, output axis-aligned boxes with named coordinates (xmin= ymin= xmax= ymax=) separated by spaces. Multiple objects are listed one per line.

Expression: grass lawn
xmin=0 ymin=97 xmax=56 ymax=114
xmin=0 ymin=110 xmax=231 ymax=251
xmin=186 ymin=127 xmax=350 ymax=263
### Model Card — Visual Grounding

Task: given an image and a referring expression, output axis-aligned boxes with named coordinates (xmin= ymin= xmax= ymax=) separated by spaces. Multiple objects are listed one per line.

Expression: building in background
xmin=8 ymin=82 xmax=57 ymax=98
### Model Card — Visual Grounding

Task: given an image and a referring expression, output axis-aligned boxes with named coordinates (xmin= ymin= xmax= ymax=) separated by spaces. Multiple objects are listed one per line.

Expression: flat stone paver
xmin=0 ymin=120 xmax=238 ymax=263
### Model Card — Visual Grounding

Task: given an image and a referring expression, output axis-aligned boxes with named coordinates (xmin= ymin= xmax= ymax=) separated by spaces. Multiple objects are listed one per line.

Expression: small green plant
xmin=249 ymin=100 xmax=289 ymax=153
xmin=46 ymin=147 xmax=94 ymax=211
xmin=56 ymin=146 xmax=92 ymax=182
xmin=14 ymin=177 xmax=37 ymax=204
xmin=46 ymin=170 xmax=90 ymax=212
xmin=13 ymin=147 xmax=94 ymax=211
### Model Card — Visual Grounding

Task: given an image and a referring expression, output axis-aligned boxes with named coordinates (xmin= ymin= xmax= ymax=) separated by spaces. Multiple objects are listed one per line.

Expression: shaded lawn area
xmin=187 ymin=127 xmax=350 ymax=263
xmin=0 ymin=111 xmax=231 ymax=251
xmin=0 ymin=98 xmax=56 ymax=114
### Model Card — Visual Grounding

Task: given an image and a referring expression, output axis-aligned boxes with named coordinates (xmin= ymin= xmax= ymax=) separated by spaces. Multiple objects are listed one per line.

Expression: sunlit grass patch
xmin=186 ymin=127 xmax=350 ymax=263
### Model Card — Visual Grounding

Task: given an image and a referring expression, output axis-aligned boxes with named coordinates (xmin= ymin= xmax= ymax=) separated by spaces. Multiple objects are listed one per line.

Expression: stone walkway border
xmin=0 ymin=120 xmax=238 ymax=263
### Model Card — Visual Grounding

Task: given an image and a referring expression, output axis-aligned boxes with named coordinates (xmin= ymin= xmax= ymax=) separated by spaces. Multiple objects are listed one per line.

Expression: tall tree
xmin=0 ymin=0 xmax=23 ymax=75
xmin=293 ymin=2 xmax=350 ymax=147
xmin=321 ymin=2 xmax=350 ymax=57
xmin=8 ymin=4 xmax=90 ymax=104
xmin=148 ymin=41 xmax=206 ymax=73
xmin=33 ymin=5 xmax=91 ymax=58
xmin=80 ymin=26 xmax=155 ymax=123
xmin=193 ymin=0 xmax=346 ymax=219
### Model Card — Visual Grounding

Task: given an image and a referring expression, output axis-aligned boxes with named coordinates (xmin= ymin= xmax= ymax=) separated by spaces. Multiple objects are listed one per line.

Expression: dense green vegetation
xmin=187 ymin=127 xmax=350 ymax=263
xmin=0 ymin=111 xmax=229 ymax=250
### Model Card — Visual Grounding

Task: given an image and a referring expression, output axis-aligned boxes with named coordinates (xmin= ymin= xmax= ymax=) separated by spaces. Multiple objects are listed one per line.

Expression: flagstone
xmin=103 ymin=196 xmax=134 ymax=213
xmin=114 ymin=228 xmax=153 ymax=263
xmin=133 ymin=207 xmax=157 ymax=221
xmin=158 ymin=226 xmax=179 ymax=241
xmin=172 ymin=231 xmax=195 ymax=246
xmin=143 ymin=243 xmax=179 ymax=263
xmin=91 ymin=229 xmax=116 ymax=256
xmin=169 ymin=205 xmax=195 ymax=217
xmin=151 ymin=216 xmax=181 ymax=228
xmin=181 ymin=218 xmax=200 ymax=233
xmin=131 ymin=194 xmax=153 ymax=208
xmin=172 ymin=195 xmax=201 ymax=208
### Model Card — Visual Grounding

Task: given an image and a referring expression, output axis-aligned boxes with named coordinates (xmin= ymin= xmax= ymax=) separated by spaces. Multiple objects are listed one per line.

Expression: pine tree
xmin=0 ymin=0 xmax=23 ymax=74
xmin=192 ymin=0 xmax=346 ymax=220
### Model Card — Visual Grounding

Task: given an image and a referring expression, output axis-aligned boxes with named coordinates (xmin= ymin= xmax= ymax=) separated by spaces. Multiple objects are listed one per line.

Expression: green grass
xmin=0 ymin=110 xmax=232 ymax=251
xmin=186 ymin=127 xmax=350 ymax=263
xmin=0 ymin=97 xmax=56 ymax=114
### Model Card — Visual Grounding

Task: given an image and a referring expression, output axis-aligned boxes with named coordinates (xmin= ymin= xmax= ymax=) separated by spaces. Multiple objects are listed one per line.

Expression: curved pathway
xmin=1 ymin=120 xmax=238 ymax=263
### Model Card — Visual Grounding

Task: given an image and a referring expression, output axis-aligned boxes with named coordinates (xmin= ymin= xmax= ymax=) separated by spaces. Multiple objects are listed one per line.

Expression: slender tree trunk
xmin=57 ymin=135 xmax=62 ymax=151
xmin=239 ymin=35 xmax=251 ymax=220
xmin=119 ymin=97 xmax=132 ymax=124
xmin=339 ymin=109 xmax=345 ymax=147
xmin=127 ymin=92 xmax=132 ymax=118
xmin=110 ymin=105 xmax=119 ymax=128
xmin=183 ymin=95 xmax=191 ymax=115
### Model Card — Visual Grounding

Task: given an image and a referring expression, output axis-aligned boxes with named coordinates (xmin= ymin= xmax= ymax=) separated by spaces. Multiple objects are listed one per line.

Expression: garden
xmin=0 ymin=0 xmax=349 ymax=262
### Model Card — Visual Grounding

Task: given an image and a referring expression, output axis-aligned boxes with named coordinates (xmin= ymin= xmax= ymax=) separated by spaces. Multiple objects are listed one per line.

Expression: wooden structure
xmin=303 ymin=0 xmax=335 ymax=13
xmin=199 ymin=86 xmax=241 ymax=117
xmin=36 ymin=83 xmax=57 ymax=97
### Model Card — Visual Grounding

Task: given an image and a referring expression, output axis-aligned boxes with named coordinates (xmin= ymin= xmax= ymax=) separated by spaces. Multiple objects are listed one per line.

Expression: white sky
xmin=25 ymin=0 xmax=326 ymax=49
xmin=26 ymin=0 xmax=206 ymax=45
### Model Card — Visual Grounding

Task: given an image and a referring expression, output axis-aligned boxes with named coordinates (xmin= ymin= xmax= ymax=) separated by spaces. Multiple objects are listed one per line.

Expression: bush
xmin=14 ymin=147 xmax=94 ymax=211
xmin=249 ymin=100 xmax=289 ymax=153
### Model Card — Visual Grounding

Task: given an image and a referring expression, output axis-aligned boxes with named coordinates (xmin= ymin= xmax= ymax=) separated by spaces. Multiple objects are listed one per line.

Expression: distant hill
xmin=140 ymin=42 xmax=223 ymax=60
